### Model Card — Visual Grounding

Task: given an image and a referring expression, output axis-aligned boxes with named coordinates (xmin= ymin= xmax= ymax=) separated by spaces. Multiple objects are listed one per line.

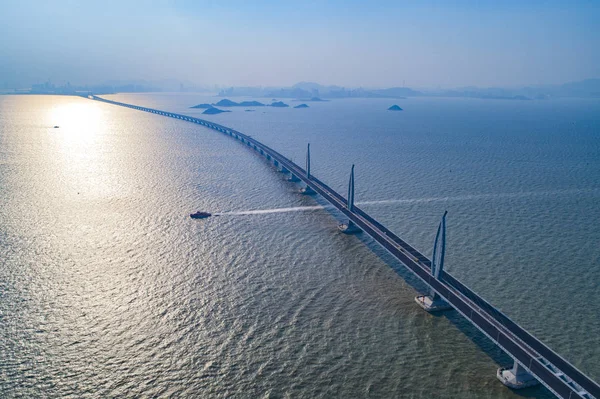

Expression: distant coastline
xmin=214 ymin=79 xmax=600 ymax=101
xmin=3 ymin=78 xmax=600 ymax=101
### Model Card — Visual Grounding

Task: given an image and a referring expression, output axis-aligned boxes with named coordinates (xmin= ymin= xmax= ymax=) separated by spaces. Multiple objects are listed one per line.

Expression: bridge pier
xmin=300 ymin=185 xmax=316 ymax=195
xmin=415 ymin=211 xmax=453 ymax=312
xmin=338 ymin=220 xmax=361 ymax=234
xmin=288 ymin=174 xmax=300 ymax=182
xmin=497 ymin=361 xmax=540 ymax=389
xmin=414 ymin=294 xmax=453 ymax=312
xmin=279 ymin=166 xmax=290 ymax=174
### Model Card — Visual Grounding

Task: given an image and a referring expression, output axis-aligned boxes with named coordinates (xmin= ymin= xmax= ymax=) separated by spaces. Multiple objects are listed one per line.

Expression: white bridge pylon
xmin=300 ymin=143 xmax=315 ymax=195
xmin=415 ymin=211 xmax=453 ymax=312
xmin=338 ymin=164 xmax=361 ymax=234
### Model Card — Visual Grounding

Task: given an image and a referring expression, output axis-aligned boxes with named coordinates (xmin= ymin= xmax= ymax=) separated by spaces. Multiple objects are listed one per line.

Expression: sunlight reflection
xmin=45 ymin=99 xmax=115 ymax=199
xmin=49 ymin=101 xmax=104 ymax=143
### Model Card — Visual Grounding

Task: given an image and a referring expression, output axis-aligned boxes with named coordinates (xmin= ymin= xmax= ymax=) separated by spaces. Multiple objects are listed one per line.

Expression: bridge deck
xmin=89 ymin=95 xmax=598 ymax=399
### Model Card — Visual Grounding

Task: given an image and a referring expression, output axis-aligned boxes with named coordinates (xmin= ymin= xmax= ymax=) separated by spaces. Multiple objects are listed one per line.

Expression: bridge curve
xmin=89 ymin=95 xmax=598 ymax=399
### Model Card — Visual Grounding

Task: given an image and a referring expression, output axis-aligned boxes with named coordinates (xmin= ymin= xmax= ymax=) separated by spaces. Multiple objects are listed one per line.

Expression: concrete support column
xmin=497 ymin=360 xmax=539 ymax=389
xmin=301 ymin=185 xmax=315 ymax=195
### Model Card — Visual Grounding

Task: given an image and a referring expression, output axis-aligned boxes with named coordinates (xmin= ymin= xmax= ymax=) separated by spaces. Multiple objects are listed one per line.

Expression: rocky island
xmin=202 ymin=107 xmax=230 ymax=115
xmin=388 ymin=105 xmax=403 ymax=111
xmin=211 ymin=99 xmax=265 ymax=107
xmin=295 ymin=97 xmax=328 ymax=102
xmin=238 ymin=100 xmax=265 ymax=106
xmin=192 ymin=98 xmax=289 ymax=109
xmin=214 ymin=99 xmax=239 ymax=107
xmin=294 ymin=104 xmax=309 ymax=109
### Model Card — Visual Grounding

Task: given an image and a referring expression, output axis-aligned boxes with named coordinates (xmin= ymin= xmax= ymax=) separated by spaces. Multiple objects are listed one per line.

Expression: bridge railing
xmin=90 ymin=95 xmax=599 ymax=399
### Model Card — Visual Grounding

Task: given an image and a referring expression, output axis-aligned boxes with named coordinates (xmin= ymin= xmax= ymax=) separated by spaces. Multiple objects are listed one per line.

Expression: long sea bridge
xmin=88 ymin=95 xmax=599 ymax=399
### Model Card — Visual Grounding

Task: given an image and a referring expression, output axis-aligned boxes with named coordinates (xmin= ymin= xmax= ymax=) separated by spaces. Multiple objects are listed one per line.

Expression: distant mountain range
xmin=217 ymin=82 xmax=421 ymax=99
xmin=6 ymin=78 xmax=599 ymax=100
xmin=431 ymin=79 xmax=600 ymax=100
xmin=217 ymin=79 xmax=600 ymax=100
xmin=5 ymin=79 xmax=216 ymax=95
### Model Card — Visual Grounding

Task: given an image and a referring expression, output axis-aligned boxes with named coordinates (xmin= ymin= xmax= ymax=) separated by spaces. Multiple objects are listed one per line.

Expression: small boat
xmin=53 ymin=126 xmax=60 ymax=128
xmin=190 ymin=211 xmax=211 ymax=219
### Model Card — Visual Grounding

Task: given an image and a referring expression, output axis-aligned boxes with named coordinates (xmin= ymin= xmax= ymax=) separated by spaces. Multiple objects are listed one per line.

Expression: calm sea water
xmin=1 ymin=93 xmax=598 ymax=398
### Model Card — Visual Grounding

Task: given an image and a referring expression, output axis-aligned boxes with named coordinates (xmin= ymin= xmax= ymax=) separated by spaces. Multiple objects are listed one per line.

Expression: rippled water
xmin=1 ymin=94 xmax=598 ymax=398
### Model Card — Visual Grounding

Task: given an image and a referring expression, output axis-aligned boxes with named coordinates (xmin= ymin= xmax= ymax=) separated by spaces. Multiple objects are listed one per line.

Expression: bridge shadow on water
xmin=309 ymin=193 xmax=553 ymax=398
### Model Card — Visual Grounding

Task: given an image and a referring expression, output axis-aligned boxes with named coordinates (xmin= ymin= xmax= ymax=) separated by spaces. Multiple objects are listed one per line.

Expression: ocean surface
xmin=1 ymin=93 xmax=598 ymax=398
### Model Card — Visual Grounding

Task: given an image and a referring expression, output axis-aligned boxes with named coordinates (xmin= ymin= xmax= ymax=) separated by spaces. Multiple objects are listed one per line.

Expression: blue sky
xmin=1 ymin=0 xmax=599 ymax=88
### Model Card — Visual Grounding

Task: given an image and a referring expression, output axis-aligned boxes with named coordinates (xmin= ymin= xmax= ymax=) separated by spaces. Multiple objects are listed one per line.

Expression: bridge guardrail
xmin=90 ymin=95 xmax=598 ymax=399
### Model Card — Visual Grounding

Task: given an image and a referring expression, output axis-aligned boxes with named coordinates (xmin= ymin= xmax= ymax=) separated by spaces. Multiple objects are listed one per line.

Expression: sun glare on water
xmin=45 ymin=99 xmax=115 ymax=198
xmin=49 ymin=101 xmax=104 ymax=142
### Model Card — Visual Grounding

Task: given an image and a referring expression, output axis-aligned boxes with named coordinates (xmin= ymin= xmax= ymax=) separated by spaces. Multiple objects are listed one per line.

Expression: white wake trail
xmin=214 ymin=205 xmax=326 ymax=216
xmin=214 ymin=188 xmax=600 ymax=216
xmin=356 ymin=188 xmax=600 ymax=206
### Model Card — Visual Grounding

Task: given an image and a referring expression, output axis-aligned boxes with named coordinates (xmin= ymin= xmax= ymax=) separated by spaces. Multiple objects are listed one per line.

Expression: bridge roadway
xmin=90 ymin=95 xmax=598 ymax=399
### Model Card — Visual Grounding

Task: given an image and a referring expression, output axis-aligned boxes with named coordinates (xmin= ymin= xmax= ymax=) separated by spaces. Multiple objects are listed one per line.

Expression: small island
xmin=194 ymin=98 xmax=291 ymax=109
xmin=238 ymin=100 xmax=265 ymax=106
xmin=388 ymin=105 xmax=403 ymax=111
xmin=294 ymin=104 xmax=309 ymax=109
xmin=214 ymin=99 xmax=239 ymax=107
xmin=210 ymin=99 xmax=265 ymax=107
xmin=202 ymin=107 xmax=230 ymax=115
xmin=295 ymin=97 xmax=328 ymax=102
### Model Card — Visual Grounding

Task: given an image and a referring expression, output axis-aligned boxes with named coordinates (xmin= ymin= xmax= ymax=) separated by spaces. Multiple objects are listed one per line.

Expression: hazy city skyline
xmin=1 ymin=1 xmax=599 ymax=89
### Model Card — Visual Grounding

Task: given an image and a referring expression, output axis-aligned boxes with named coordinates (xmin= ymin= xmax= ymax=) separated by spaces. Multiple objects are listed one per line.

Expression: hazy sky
xmin=1 ymin=0 xmax=599 ymax=88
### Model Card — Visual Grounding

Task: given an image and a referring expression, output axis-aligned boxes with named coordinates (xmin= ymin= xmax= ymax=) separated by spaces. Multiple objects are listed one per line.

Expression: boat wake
xmin=213 ymin=188 xmax=600 ymax=216
xmin=357 ymin=188 xmax=600 ymax=206
xmin=214 ymin=205 xmax=326 ymax=216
